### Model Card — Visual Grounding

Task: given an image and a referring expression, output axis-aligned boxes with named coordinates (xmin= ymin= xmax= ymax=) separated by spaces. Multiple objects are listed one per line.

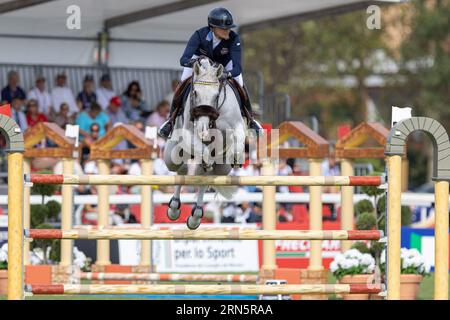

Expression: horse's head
xmin=190 ymin=58 xmax=224 ymax=141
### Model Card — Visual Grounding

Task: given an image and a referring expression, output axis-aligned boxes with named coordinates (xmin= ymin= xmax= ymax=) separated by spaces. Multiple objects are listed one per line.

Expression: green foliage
xmin=49 ymin=239 xmax=61 ymax=262
xmin=377 ymin=194 xmax=386 ymax=215
xmin=46 ymin=200 xmax=61 ymax=220
xmin=31 ymin=184 xmax=58 ymax=199
xmin=354 ymin=199 xmax=374 ymax=216
xmin=351 ymin=242 xmax=371 ymax=254
xmin=401 ymin=206 xmax=412 ymax=226
xmin=356 ymin=212 xmax=377 ymax=230
xmin=30 ymin=204 xmax=48 ymax=228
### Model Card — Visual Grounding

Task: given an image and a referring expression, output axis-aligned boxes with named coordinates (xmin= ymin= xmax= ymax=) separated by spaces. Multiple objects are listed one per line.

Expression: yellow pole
xmin=96 ymin=160 xmax=111 ymax=265
xmin=60 ymin=158 xmax=74 ymax=266
xmin=261 ymin=158 xmax=277 ymax=273
xmin=139 ymin=159 xmax=153 ymax=267
xmin=7 ymin=152 xmax=24 ymax=300
xmin=387 ymin=155 xmax=401 ymax=300
xmin=308 ymin=159 xmax=323 ymax=270
xmin=434 ymin=180 xmax=449 ymax=300
xmin=340 ymin=159 xmax=354 ymax=252
xmin=23 ymin=158 xmax=30 ymax=266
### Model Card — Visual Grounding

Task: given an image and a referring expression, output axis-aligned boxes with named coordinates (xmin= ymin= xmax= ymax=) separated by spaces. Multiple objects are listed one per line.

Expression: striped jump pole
xmin=27 ymin=284 xmax=384 ymax=295
xmin=27 ymin=229 xmax=383 ymax=240
xmin=81 ymin=272 xmax=259 ymax=283
xmin=27 ymin=174 xmax=384 ymax=186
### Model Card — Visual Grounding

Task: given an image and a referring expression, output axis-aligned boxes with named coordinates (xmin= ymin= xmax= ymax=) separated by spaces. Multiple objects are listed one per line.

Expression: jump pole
xmin=27 ymin=283 xmax=383 ymax=295
xmin=27 ymin=229 xmax=383 ymax=240
xmin=340 ymin=158 xmax=354 ymax=252
xmin=60 ymin=157 xmax=74 ymax=266
xmin=81 ymin=272 xmax=259 ymax=283
xmin=308 ymin=159 xmax=323 ymax=271
xmin=139 ymin=158 xmax=153 ymax=268
xmin=23 ymin=158 xmax=31 ymax=265
xmin=96 ymin=159 xmax=111 ymax=266
xmin=261 ymin=158 xmax=277 ymax=275
xmin=0 ymin=111 xmax=25 ymax=300
xmin=27 ymin=174 xmax=384 ymax=186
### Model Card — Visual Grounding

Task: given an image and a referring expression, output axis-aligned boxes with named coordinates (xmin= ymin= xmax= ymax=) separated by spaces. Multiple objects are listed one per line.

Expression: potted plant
xmin=0 ymin=243 xmax=7 ymax=295
xmin=380 ymin=248 xmax=430 ymax=300
xmin=352 ymin=172 xmax=413 ymax=299
xmin=330 ymin=248 xmax=376 ymax=300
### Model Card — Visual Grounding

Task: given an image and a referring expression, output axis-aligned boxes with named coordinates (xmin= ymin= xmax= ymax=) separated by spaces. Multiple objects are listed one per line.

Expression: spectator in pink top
xmin=146 ymin=100 xmax=170 ymax=128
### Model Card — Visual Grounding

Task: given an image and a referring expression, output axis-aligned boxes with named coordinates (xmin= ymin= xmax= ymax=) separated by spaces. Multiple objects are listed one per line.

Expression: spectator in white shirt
xmin=51 ymin=73 xmax=78 ymax=116
xmin=96 ymin=74 xmax=116 ymax=110
xmin=164 ymin=79 xmax=179 ymax=104
xmin=146 ymin=100 xmax=170 ymax=128
xmin=27 ymin=76 xmax=53 ymax=116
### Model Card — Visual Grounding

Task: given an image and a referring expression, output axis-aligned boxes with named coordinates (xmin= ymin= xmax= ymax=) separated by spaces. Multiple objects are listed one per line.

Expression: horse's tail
xmin=213 ymin=186 xmax=239 ymax=200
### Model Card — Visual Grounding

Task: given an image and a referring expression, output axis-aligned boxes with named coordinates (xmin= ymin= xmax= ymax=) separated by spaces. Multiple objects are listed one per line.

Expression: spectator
xmin=27 ymin=76 xmax=53 ymax=116
xmin=247 ymin=203 xmax=263 ymax=223
xmin=221 ymin=204 xmax=237 ymax=223
xmin=51 ymin=73 xmax=78 ymax=116
xmin=52 ymin=103 xmax=73 ymax=129
xmin=96 ymin=74 xmax=115 ymax=110
xmin=10 ymin=97 xmax=27 ymax=132
xmin=1 ymin=71 xmax=26 ymax=103
xmin=121 ymin=81 xmax=150 ymax=120
xmin=106 ymin=96 xmax=128 ymax=125
xmin=76 ymin=102 xmax=111 ymax=141
xmin=235 ymin=201 xmax=252 ymax=223
xmin=146 ymin=100 xmax=170 ymax=128
xmin=80 ymin=123 xmax=100 ymax=164
xmin=25 ymin=99 xmax=48 ymax=127
xmin=77 ymin=75 xmax=97 ymax=110
xmin=164 ymin=79 xmax=179 ymax=104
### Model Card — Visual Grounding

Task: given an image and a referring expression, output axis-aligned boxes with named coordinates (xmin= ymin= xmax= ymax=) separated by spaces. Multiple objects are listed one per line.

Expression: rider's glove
xmin=219 ymin=72 xmax=232 ymax=81
xmin=186 ymin=58 xmax=198 ymax=68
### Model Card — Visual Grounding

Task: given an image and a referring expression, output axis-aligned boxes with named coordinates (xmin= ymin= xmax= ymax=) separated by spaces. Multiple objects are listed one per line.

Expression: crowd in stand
xmin=0 ymin=70 xmax=341 ymax=225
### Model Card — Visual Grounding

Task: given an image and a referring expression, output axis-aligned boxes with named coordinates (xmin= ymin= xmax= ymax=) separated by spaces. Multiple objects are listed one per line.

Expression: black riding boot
xmin=242 ymin=85 xmax=263 ymax=135
xmin=158 ymin=101 xmax=178 ymax=139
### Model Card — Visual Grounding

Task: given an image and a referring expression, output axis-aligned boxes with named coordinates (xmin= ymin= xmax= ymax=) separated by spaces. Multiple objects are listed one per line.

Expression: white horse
xmin=163 ymin=57 xmax=246 ymax=229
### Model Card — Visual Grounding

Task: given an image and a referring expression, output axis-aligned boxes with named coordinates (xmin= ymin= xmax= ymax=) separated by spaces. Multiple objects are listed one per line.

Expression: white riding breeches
xmin=180 ymin=54 xmax=244 ymax=87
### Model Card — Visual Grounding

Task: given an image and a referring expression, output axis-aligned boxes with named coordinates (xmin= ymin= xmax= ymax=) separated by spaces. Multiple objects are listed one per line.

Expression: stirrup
xmin=158 ymin=120 xmax=173 ymax=139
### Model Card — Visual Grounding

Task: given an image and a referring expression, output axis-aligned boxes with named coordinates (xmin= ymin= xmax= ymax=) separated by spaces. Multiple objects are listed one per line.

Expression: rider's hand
xmin=219 ymin=72 xmax=232 ymax=81
xmin=187 ymin=58 xmax=198 ymax=68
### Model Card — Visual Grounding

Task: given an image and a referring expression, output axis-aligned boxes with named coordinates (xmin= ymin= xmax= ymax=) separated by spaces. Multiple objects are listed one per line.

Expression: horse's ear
xmin=216 ymin=64 xmax=224 ymax=78
xmin=194 ymin=61 xmax=200 ymax=75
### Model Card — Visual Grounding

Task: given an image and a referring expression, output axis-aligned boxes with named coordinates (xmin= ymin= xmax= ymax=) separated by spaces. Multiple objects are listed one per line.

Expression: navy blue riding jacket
xmin=180 ymin=26 xmax=242 ymax=78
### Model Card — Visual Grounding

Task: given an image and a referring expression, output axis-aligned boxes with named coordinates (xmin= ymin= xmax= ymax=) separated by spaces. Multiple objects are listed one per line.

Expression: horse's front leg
xmin=167 ymin=185 xmax=182 ymax=221
xmin=186 ymin=186 xmax=206 ymax=230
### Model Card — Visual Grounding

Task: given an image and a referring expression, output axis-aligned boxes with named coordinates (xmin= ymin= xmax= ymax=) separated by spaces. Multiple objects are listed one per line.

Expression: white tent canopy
xmin=0 ymin=0 xmax=400 ymax=68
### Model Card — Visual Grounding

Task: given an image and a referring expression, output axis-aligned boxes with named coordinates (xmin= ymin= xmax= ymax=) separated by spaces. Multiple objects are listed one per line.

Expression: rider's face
xmin=213 ymin=27 xmax=230 ymax=40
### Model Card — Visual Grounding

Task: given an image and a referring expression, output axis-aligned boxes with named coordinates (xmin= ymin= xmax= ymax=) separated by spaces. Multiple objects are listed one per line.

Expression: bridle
xmin=189 ymin=77 xmax=227 ymax=129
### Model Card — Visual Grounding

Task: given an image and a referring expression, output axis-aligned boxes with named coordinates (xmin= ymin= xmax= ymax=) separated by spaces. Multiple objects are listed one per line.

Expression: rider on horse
xmin=158 ymin=7 xmax=263 ymax=139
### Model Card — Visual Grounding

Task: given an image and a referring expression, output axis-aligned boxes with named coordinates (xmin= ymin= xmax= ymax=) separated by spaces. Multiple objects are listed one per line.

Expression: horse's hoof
xmin=187 ymin=216 xmax=201 ymax=230
xmin=191 ymin=205 xmax=204 ymax=219
xmin=167 ymin=197 xmax=181 ymax=221
xmin=167 ymin=207 xmax=181 ymax=221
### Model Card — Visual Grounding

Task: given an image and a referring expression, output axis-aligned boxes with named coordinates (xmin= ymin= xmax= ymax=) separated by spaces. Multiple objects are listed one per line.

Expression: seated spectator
xmin=27 ymin=76 xmax=53 ymax=116
xmin=25 ymin=99 xmax=48 ymax=127
xmin=247 ymin=203 xmax=262 ymax=223
xmin=221 ymin=204 xmax=238 ymax=223
xmin=121 ymin=81 xmax=150 ymax=121
xmin=77 ymin=75 xmax=97 ymax=110
xmin=235 ymin=201 xmax=252 ymax=223
xmin=76 ymin=102 xmax=111 ymax=140
xmin=1 ymin=71 xmax=26 ymax=103
xmin=146 ymin=100 xmax=170 ymax=128
xmin=96 ymin=74 xmax=116 ymax=110
xmin=80 ymin=123 xmax=100 ymax=164
xmin=10 ymin=97 xmax=27 ymax=132
xmin=51 ymin=73 xmax=78 ymax=116
xmin=52 ymin=103 xmax=74 ymax=129
xmin=106 ymin=96 xmax=128 ymax=125
xmin=164 ymin=79 xmax=179 ymax=104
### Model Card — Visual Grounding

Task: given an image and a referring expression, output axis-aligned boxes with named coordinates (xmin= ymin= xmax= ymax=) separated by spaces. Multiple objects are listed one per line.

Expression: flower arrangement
xmin=0 ymin=243 xmax=7 ymax=269
xmin=330 ymin=248 xmax=375 ymax=280
xmin=380 ymin=248 xmax=430 ymax=275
